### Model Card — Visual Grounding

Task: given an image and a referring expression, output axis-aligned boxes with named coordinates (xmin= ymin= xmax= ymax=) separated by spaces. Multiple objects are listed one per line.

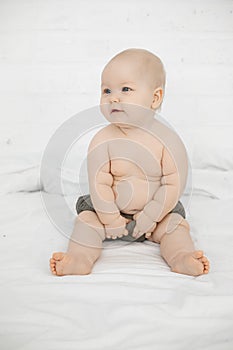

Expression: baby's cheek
xmin=100 ymin=103 xmax=110 ymax=121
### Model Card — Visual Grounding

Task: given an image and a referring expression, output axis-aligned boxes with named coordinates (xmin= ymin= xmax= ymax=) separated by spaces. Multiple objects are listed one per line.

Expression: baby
xmin=50 ymin=48 xmax=210 ymax=276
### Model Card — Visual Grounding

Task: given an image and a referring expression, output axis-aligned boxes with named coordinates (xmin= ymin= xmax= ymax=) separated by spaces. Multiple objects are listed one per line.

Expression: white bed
xmin=1 ymin=124 xmax=233 ymax=350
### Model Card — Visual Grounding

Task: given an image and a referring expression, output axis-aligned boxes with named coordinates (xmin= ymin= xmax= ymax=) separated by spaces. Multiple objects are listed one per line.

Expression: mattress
xmin=0 ymin=190 xmax=233 ymax=350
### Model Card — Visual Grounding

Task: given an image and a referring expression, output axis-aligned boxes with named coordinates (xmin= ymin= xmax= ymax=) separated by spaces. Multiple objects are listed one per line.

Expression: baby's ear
xmin=151 ymin=87 xmax=163 ymax=109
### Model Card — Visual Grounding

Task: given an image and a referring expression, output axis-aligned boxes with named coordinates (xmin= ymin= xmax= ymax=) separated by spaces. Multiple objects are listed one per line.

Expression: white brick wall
xmin=0 ymin=0 xmax=233 ymax=155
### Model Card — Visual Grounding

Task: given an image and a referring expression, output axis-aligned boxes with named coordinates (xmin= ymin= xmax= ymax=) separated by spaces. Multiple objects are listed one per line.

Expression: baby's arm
xmin=87 ymin=130 xmax=128 ymax=239
xmin=133 ymin=140 xmax=188 ymax=239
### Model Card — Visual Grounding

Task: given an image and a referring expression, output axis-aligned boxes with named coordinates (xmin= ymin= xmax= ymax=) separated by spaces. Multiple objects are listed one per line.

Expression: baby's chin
xmin=102 ymin=110 xmax=128 ymax=125
xmin=101 ymin=104 xmax=155 ymax=128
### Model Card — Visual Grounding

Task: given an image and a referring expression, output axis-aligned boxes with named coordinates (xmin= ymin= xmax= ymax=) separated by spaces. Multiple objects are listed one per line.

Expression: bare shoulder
xmin=151 ymin=118 xmax=186 ymax=149
xmin=88 ymin=124 xmax=116 ymax=150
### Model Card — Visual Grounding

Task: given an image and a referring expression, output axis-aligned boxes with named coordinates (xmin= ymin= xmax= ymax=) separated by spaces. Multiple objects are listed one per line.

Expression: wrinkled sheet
xmin=0 ymin=191 xmax=233 ymax=350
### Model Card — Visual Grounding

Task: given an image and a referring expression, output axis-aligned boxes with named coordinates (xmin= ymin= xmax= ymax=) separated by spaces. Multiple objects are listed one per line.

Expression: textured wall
xmin=0 ymin=0 xmax=232 ymax=158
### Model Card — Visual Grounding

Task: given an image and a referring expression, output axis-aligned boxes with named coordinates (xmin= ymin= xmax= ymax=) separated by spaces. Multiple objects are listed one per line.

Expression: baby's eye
xmin=103 ymin=88 xmax=111 ymax=94
xmin=122 ymin=86 xmax=133 ymax=92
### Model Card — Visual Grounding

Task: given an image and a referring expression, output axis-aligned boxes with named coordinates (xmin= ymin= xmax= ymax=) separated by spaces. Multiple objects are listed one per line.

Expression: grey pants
xmin=76 ymin=195 xmax=185 ymax=242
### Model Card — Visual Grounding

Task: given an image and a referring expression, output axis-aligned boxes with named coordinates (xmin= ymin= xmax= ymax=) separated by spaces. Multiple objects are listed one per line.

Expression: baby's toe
xmin=199 ymin=256 xmax=207 ymax=263
xmin=52 ymin=252 xmax=64 ymax=261
xmin=199 ymin=256 xmax=210 ymax=274
xmin=192 ymin=250 xmax=204 ymax=259
xmin=50 ymin=258 xmax=55 ymax=267
xmin=199 ymin=256 xmax=209 ymax=266
xmin=51 ymin=268 xmax=57 ymax=275
xmin=49 ymin=258 xmax=57 ymax=275
xmin=204 ymin=261 xmax=210 ymax=271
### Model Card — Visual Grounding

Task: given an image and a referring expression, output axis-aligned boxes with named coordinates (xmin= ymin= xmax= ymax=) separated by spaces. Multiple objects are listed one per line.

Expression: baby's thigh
xmin=72 ymin=211 xmax=105 ymax=249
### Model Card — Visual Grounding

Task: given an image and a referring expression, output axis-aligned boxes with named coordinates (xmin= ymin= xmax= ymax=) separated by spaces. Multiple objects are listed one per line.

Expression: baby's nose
xmin=110 ymin=94 xmax=120 ymax=103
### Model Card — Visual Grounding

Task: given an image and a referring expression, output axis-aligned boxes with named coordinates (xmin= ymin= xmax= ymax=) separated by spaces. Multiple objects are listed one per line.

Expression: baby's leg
xmin=50 ymin=211 xmax=105 ymax=276
xmin=149 ymin=213 xmax=209 ymax=276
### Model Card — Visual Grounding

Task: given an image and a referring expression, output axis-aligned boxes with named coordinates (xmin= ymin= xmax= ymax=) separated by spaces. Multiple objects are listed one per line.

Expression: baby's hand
xmin=132 ymin=211 xmax=157 ymax=239
xmin=104 ymin=216 xmax=130 ymax=240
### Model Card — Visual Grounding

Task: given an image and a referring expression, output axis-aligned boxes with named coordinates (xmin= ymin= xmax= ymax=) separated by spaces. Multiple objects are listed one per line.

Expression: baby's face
xmin=100 ymin=57 xmax=162 ymax=127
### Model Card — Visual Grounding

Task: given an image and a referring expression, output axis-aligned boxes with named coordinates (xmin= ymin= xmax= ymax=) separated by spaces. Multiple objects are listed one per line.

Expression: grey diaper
xmin=76 ymin=194 xmax=185 ymax=242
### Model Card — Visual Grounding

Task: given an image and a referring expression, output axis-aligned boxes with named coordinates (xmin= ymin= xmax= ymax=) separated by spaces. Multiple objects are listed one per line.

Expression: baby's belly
xmin=112 ymin=176 xmax=161 ymax=214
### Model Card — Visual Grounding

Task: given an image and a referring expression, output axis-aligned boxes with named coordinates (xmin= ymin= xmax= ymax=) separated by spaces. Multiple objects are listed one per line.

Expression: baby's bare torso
xmin=102 ymin=124 xmax=164 ymax=214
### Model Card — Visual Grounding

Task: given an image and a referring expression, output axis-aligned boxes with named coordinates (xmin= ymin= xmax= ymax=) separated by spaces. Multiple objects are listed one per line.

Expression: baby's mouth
xmin=111 ymin=109 xmax=124 ymax=113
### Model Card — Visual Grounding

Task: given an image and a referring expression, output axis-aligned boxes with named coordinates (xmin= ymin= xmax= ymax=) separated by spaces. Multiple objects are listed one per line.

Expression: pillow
xmin=178 ymin=125 xmax=233 ymax=171
xmin=0 ymin=167 xmax=40 ymax=194
xmin=0 ymin=152 xmax=41 ymax=194
xmin=191 ymin=169 xmax=233 ymax=200
xmin=0 ymin=152 xmax=41 ymax=175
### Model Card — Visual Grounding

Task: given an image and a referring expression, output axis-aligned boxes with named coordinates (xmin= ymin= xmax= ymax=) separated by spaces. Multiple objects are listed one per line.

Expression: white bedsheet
xmin=0 ymin=191 xmax=233 ymax=350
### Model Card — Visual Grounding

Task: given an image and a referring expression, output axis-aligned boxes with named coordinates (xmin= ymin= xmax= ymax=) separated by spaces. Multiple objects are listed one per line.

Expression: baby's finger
xmin=123 ymin=229 xmax=129 ymax=236
xmin=145 ymin=232 xmax=152 ymax=238
xmin=132 ymin=227 xmax=140 ymax=238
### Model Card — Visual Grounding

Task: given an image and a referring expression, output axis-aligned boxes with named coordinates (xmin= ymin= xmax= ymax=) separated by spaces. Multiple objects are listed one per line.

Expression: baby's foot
xmin=170 ymin=250 xmax=210 ymax=276
xmin=50 ymin=252 xmax=93 ymax=276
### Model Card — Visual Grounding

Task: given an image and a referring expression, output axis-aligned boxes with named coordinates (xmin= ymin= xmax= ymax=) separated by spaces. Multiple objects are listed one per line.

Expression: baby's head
xmin=101 ymin=48 xmax=166 ymax=112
